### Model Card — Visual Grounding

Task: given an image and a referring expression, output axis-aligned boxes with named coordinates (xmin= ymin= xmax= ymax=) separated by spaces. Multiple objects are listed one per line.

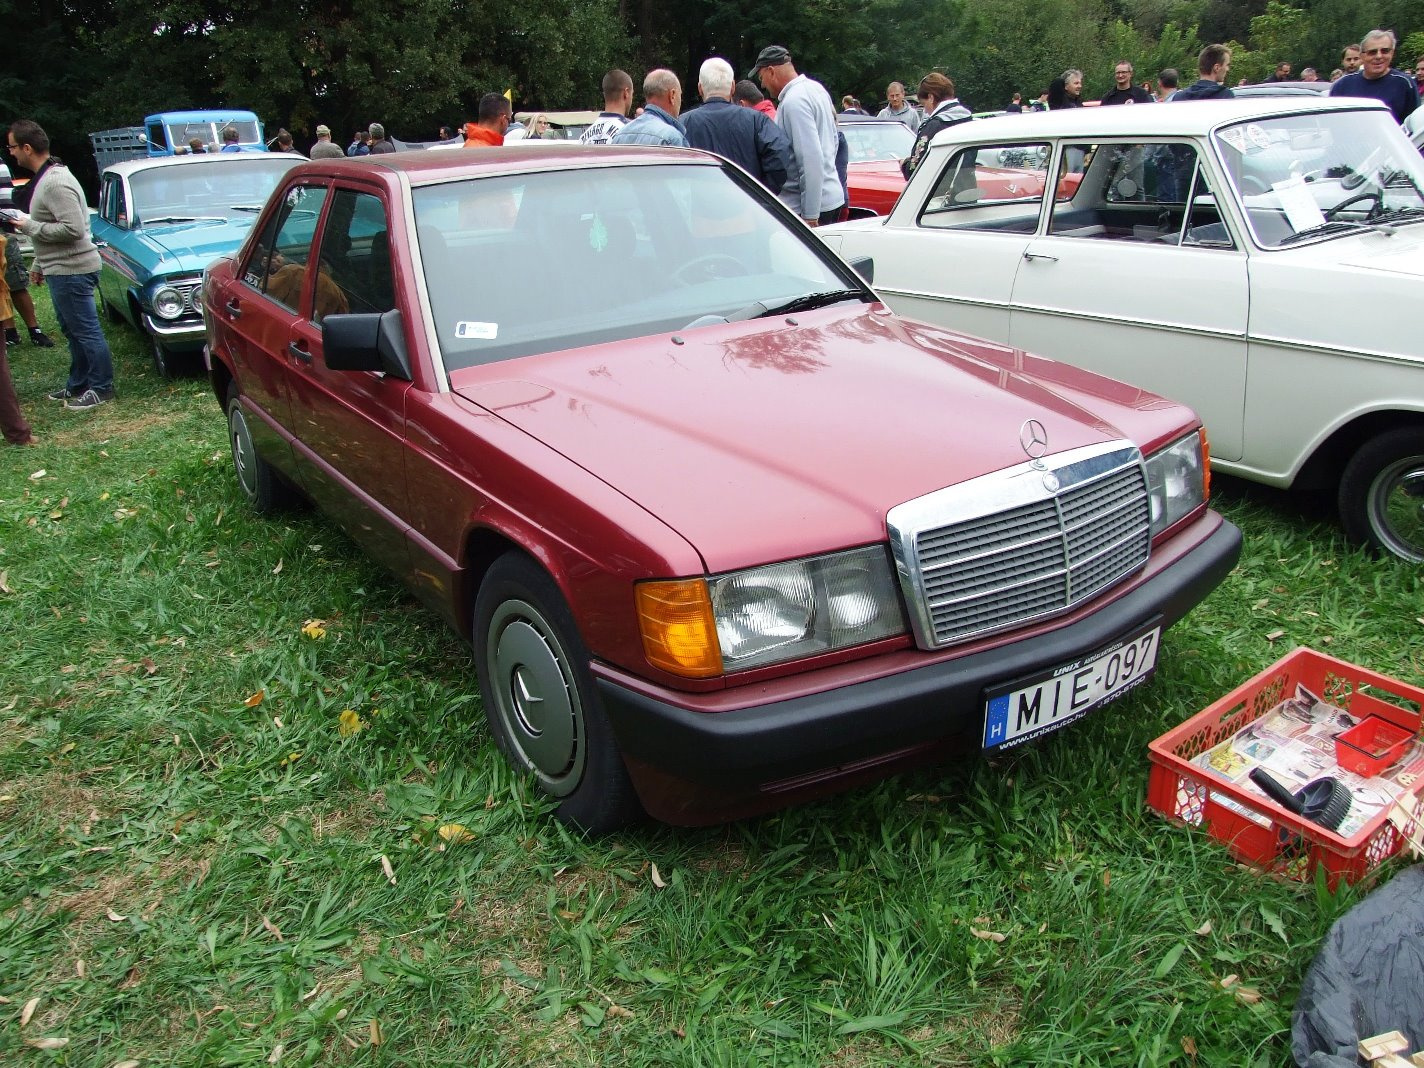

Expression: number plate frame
xmin=982 ymin=622 xmax=1162 ymax=751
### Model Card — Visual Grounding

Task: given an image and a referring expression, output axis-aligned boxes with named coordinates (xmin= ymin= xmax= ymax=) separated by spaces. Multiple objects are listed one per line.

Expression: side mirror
xmin=323 ymin=308 xmax=412 ymax=381
xmin=847 ymin=255 xmax=874 ymax=284
xmin=844 ymin=206 xmax=880 ymax=221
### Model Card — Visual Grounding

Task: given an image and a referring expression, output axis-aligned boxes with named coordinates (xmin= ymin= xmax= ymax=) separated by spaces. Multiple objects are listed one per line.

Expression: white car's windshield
xmin=130 ymin=157 xmax=302 ymax=225
xmin=413 ymin=163 xmax=863 ymax=370
xmin=1214 ymin=109 xmax=1424 ymax=248
xmin=841 ymin=122 xmax=915 ymax=163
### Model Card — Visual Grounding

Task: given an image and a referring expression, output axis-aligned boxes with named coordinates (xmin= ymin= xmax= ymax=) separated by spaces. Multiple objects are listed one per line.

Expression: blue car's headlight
xmin=152 ymin=285 xmax=185 ymax=320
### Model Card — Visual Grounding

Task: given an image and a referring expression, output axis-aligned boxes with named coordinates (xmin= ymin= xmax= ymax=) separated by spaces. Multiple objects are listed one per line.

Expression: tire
xmin=151 ymin=333 xmax=177 ymax=380
xmin=225 ymin=382 xmax=297 ymax=513
xmin=1338 ymin=428 xmax=1424 ymax=563
xmin=473 ymin=552 xmax=642 ymax=832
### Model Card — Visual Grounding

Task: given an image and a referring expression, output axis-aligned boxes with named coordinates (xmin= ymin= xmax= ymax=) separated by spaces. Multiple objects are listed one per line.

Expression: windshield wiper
xmin=141 ymin=215 xmax=225 ymax=225
xmin=749 ymin=288 xmax=868 ymax=319
xmin=1371 ymin=205 xmax=1424 ymax=224
xmin=229 ymin=204 xmax=265 ymax=212
xmin=1278 ymin=219 xmax=1394 ymax=245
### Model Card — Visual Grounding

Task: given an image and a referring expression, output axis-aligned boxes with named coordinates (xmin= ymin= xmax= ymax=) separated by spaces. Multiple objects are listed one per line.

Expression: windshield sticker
xmin=456 ymin=321 xmax=499 ymax=340
xmin=1272 ymin=175 xmax=1326 ymax=233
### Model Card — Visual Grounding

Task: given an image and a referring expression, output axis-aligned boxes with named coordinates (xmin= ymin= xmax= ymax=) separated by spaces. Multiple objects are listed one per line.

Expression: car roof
xmin=935 ymin=95 xmax=1389 ymax=145
xmin=1232 ymin=81 xmax=1332 ymax=96
xmin=100 ymin=153 xmax=304 ymax=178
xmin=284 ymin=145 xmax=717 ymax=185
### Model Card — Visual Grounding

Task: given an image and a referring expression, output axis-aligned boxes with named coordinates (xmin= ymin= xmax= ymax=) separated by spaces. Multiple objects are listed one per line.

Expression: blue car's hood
xmin=134 ymin=217 xmax=258 ymax=274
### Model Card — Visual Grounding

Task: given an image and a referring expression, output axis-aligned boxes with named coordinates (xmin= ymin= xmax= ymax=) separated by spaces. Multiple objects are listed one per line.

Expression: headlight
xmin=636 ymin=546 xmax=907 ymax=677
xmin=152 ymin=285 xmax=185 ymax=320
xmin=1145 ymin=429 xmax=1209 ymax=537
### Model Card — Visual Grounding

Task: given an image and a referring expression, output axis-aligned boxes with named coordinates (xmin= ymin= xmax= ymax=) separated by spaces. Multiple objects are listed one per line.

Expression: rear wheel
xmin=1338 ymin=429 xmax=1424 ymax=562
xmin=225 ymin=382 xmax=298 ymax=513
xmin=473 ymin=552 xmax=641 ymax=832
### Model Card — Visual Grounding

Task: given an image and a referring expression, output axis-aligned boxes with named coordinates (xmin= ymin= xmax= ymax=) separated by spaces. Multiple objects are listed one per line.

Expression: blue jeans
xmin=47 ymin=271 xmax=115 ymax=395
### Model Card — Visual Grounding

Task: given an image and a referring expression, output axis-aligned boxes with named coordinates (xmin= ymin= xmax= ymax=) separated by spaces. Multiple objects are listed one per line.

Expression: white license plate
xmin=983 ymin=626 xmax=1160 ymax=750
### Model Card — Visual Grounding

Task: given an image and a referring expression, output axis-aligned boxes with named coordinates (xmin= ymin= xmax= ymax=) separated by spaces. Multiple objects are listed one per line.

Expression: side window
xmin=917 ymin=143 xmax=1051 ymax=234
xmin=101 ymin=176 xmax=128 ymax=227
xmin=316 ymin=190 xmax=392 ymax=321
xmin=1048 ymin=142 xmax=1233 ymax=247
xmin=241 ymin=184 xmax=330 ymax=312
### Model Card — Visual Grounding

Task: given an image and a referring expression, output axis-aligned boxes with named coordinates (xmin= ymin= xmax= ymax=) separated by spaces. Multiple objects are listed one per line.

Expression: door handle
xmin=1022 ymin=251 xmax=1059 ymax=262
xmin=225 ymin=299 xmax=242 ymax=319
xmin=287 ymin=341 xmax=312 ymax=364
xmin=94 ymin=239 xmax=108 ymax=249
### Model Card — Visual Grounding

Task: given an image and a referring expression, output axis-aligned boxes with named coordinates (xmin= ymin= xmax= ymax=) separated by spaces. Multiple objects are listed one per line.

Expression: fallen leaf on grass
xmin=1182 ymin=1036 xmax=1198 ymax=1058
xmin=369 ymin=1019 xmax=383 ymax=1046
xmin=1195 ymin=920 xmax=1212 ymax=936
xmin=338 ymin=709 xmax=366 ymax=737
xmin=1102 ymin=869 xmax=1111 ymax=889
xmin=141 ymin=657 xmax=157 ymax=675
xmin=301 ymin=620 xmax=326 ymax=640
xmin=607 ymin=1004 xmax=634 ymax=1019
xmin=20 ymin=996 xmax=39 ymax=1026
xmin=1233 ymin=986 xmax=1263 ymax=1005
xmin=28 ymin=469 xmax=45 ymax=481
xmin=272 ymin=559 xmax=283 ymax=575
xmin=1219 ymin=974 xmax=1239 ymax=988
xmin=651 ymin=863 xmax=667 ymax=888
xmin=1266 ymin=629 xmax=1286 ymax=642
xmin=106 ymin=908 xmax=127 ymax=922
xmin=970 ymin=927 xmax=1006 ymax=942
xmin=113 ymin=1061 xmax=141 ymax=1068
xmin=27 ymin=1037 xmax=68 ymax=1050
xmin=261 ymin=916 xmax=284 ymax=942
xmin=268 ymin=1042 xmax=284 ymax=1063
xmin=76 ymin=960 xmax=86 ymax=978
xmin=279 ymin=752 xmax=302 ymax=766
xmin=379 ymin=855 xmax=396 ymax=885
xmin=49 ymin=510 xmax=64 ymax=520
xmin=245 ymin=690 xmax=265 ymax=707
xmin=0 ymin=571 xmax=10 ymax=594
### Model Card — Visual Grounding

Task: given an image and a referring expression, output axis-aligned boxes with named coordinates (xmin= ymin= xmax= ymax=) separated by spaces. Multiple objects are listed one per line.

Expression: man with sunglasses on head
xmin=1329 ymin=29 xmax=1418 ymax=125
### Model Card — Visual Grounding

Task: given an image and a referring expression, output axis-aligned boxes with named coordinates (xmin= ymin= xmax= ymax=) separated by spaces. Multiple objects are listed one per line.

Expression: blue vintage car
xmin=93 ymin=153 xmax=303 ymax=376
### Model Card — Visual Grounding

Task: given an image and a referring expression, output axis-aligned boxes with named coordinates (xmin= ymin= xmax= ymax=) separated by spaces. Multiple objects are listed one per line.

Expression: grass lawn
xmin=2 ymin=286 xmax=1421 ymax=1067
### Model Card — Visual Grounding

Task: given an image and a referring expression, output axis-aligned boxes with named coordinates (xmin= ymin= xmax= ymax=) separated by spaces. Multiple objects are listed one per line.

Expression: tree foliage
xmin=4 ymin=0 xmax=1423 ymax=198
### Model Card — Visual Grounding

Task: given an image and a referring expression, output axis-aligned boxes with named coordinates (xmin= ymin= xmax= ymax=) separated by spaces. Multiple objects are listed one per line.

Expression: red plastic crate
xmin=1147 ymin=648 xmax=1424 ymax=887
xmin=1335 ymin=717 xmax=1414 ymax=777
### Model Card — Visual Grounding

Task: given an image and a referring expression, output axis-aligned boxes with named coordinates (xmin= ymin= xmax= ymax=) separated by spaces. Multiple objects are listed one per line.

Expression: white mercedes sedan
xmin=820 ymin=98 xmax=1424 ymax=562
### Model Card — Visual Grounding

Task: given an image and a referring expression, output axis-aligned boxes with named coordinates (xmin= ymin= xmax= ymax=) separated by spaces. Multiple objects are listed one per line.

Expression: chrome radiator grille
xmin=888 ymin=443 xmax=1151 ymax=649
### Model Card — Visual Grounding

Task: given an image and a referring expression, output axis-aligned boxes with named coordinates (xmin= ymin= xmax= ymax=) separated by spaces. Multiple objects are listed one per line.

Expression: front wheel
xmin=151 ymin=333 xmax=178 ymax=379
xmin=473 ymin=553 xmax=641 ymax=832
xmin=1339 ymin=428 xmax=1424 ymax=562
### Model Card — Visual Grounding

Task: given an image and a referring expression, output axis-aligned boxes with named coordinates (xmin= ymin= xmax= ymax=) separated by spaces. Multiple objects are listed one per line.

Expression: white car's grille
xmin=888 ymin=443 xmax=1151 ymax=648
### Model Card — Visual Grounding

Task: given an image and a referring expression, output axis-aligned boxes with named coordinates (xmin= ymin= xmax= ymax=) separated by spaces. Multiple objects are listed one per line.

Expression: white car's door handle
xmin=1023 ymin=251 xmax=1059 ymax=262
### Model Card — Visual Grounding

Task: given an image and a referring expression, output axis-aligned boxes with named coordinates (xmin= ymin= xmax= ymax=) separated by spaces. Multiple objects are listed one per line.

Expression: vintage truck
xmin=90 ymin=110 xmax=267 ymax=171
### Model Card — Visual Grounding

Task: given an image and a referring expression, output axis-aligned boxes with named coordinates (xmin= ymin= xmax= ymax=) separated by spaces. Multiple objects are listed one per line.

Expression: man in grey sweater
xmin=7 ymin=120 xmax=116 ymax=409
xmin=748 ymin=45 xmax=845 ymax=226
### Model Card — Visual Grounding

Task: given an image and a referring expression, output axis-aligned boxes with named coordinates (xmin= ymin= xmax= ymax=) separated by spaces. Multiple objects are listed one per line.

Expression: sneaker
xmin=47 ymin=386 xmax=79 ymax=401
xmin=28 ymin=328 xmax=55 ymax=348
xmin=64 ymin=389 xmax=113 ymax=411
xmin=3 ymin=328 xmax=18 ymax=347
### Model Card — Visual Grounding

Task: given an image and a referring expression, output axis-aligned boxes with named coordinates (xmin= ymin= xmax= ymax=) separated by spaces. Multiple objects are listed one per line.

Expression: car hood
xmin=450 ymin=305 xmax=1182 ymax=573
xmin=125 ymin=218 xmax=257 ymax=276
xmin=1331 ymin=228 xmax=1424 ymax=277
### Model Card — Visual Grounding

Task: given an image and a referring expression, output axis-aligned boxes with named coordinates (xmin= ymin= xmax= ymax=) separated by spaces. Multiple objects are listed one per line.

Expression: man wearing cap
xmin=311 ymin=125 xmax=344 ymax=158
xmin=749 ymin=45 xmax=844 ymax=227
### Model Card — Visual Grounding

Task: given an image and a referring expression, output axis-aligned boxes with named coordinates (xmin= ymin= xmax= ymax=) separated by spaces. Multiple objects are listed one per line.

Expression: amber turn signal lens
xmin=1199 ymin=427 xmax=1211 ymax=502
xmin=636 ymin=579 xmax=723 ymax=678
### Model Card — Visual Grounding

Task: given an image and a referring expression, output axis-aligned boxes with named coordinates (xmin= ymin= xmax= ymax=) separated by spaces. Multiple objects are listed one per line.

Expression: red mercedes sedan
xmin=203 ymin=146 xmax=1240 ymax=830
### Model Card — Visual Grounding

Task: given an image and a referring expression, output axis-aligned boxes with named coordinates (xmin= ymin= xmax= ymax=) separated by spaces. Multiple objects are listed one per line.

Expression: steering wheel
xmin=672 ymin=254 xmax=748 ymax=286
xmin=1324 ymin=191 xmax=1383 ymax=220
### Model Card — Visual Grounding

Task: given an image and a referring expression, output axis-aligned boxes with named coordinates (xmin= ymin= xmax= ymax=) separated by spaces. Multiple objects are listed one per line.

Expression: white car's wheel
xmin=1339 ymin=429 xmax=1424 ymax=562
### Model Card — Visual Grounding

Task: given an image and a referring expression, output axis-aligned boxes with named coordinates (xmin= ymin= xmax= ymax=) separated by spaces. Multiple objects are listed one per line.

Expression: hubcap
xmin=1369 ymin=458 xmax=1424 ymax=562
xmin=488 ymin=601 xmax=583 ymax=795
xmin=229 ymin=402 xmax=258 ymax=501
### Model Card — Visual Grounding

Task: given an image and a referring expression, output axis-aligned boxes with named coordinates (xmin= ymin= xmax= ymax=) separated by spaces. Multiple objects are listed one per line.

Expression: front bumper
xmin=143 ymin=313 xmax=206 ymax=350
xmin=597 ymin=513 xmax=1241 ymax=822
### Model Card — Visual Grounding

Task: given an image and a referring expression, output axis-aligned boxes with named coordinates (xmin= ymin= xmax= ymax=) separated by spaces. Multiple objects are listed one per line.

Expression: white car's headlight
xmin=1145 ymin=430 xmax=1209 ymax=537
xmin=152 ymin=285 xmax=185 ymax=320
xmin=636 ymin=546 xmax=907 ymax=677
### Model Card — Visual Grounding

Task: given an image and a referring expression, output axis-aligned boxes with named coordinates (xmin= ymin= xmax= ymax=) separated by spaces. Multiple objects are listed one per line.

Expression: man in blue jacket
xmin=683 ymin=57 xmax=791 ymax=194
xmin=1172 ymin=44 xmax=1235 ymax=100
xmin=612 ymin=71 xmax=689 ymax=147
xmin=1330 ymin=30 xmax=1418 ymax=125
